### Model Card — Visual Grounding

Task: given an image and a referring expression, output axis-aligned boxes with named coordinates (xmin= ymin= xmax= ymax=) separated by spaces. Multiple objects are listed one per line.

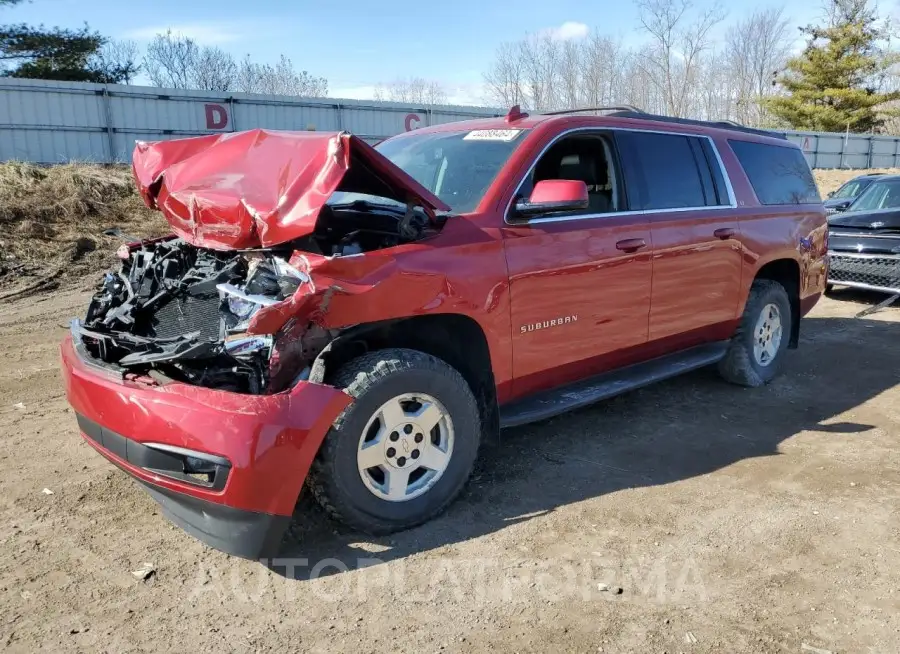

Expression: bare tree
xmin=91 ymin=39 xmax=141 ymax=84
xmin=724 ymin=8 xmax=792 ymax=126
xmin=143 ymin=30 xmax=198 ymax=89
xmin=235 ymin=55 xmax=261 ymax=93
xmin=635 ymin=0 xmax=726 ymax=116
xmin=480 ymin=5 xmax=795 ymax=124
xmin=482 ymin=41 xmax=525 ymax=107
xmin=580 ymin=34 xmax=626 ymax=107
xmin=236 ymin=55 xmax=327 ymax=96
xmin=518 ymin=33 xmax=563 ymax=111
xmin=191 ymin=46 xmax=236 ymax=91
xmin=145 ymin=34 xmax=326 ymax=96
xmin=374 ymin=77 xmax=448 ymax=104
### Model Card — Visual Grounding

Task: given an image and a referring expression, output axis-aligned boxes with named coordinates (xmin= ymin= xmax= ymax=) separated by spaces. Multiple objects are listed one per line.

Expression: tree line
xmin=483 ymin=0 xmax=900 ymax=133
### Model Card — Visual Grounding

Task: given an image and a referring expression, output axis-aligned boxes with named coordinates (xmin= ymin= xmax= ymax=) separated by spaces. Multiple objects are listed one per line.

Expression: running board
xmin=499 ymin=341 xmax=730 ymax=428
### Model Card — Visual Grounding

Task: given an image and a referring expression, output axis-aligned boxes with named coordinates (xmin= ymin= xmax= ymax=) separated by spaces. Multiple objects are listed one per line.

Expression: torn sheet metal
xmin=132 ymin=129 xmax=450 ymax=250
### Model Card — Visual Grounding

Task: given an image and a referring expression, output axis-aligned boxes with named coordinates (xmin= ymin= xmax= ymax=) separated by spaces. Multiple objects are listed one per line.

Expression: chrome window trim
xmin=504 ymin=125 xmax=738 ymax=226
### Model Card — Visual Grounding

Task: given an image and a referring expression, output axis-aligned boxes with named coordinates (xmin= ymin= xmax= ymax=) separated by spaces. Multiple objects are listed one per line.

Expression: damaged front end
xmin=72 ymin=129 xmax=452 ymax=394
xmin=75 ymin=239 xmax=319 ymax=393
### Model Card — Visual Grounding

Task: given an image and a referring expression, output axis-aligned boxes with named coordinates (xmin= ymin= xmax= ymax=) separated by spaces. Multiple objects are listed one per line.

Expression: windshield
xmin=374 ymin=129 xmax=529 ymax=213
xmin=832 ymin=178 xmax=871 ymax=199
xmin=848 ymin=179 xmax=900 ymax=211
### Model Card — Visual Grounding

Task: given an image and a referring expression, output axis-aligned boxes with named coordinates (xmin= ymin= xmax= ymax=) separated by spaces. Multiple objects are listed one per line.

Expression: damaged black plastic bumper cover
xmin=77 ymin=413 xmax=290 ymax=559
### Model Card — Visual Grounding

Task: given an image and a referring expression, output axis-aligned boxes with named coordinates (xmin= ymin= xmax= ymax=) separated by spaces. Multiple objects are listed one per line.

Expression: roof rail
xmin=607 ymin=111 xmax=786 ymax=140
xmin=541 ymin=105 xmax=646 ymax=116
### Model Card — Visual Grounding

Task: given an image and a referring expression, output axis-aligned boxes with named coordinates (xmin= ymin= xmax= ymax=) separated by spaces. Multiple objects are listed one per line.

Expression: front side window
xmin=515 ymin=133 xmax=621 ymax=216
xmin=375 ymin=129 xmax=528 ymax=213
xmin=847 ymin=179 xmax=900 ymax=211
xmin=729 ymin=140 xmax=820 ymax=205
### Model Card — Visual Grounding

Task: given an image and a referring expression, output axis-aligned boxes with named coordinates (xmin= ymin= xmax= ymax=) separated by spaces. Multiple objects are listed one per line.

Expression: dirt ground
xmin=0 ymin=283 xmax=898 ymax=654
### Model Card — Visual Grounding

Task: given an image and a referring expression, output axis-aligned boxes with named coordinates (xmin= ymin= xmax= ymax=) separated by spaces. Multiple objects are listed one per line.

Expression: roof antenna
xmin=506 ymin=105 xmax=528 ymax=123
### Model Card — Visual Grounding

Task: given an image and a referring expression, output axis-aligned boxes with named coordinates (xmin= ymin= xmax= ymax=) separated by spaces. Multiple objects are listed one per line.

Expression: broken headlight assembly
xmin=76 ymin=239 xmax=312 ymax=394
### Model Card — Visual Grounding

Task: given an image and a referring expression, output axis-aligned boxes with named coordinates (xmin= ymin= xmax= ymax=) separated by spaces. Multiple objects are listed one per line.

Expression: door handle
xmin=615 ymin=238 xmax=647 ymax=252
xmin=714 ymin=228 xmax=736 ymax=240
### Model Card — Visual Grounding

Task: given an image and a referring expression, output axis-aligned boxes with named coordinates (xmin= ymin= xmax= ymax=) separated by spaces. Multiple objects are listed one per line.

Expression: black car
xmin=828 ymin=175 xmax=900 ymax=294
xmin=825 ymin=173 xmax=885 ymax=214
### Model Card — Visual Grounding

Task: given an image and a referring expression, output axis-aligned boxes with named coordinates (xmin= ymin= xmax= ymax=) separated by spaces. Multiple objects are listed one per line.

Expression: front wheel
xmin=718 ymin=279 xmax=793 ymax=387
xmin=307 ymin=348 xmax=481 ymax=534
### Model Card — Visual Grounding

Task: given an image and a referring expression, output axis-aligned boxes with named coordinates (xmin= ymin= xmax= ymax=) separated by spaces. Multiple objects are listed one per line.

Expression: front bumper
xmin=61 ymin=335 xmax=351 ymax=558
xmin=828 ymin=251 xmax=900 ymax=294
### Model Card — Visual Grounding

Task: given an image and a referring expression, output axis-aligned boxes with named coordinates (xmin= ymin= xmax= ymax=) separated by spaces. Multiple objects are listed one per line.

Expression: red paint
xmin=528 ymin=179 xmax=587 ymax=204
xmin=67 ymin=112 xmax=827 ymax=538
xmin=131 ymin=129 xmax=449 ymax=249
xmin=204 ymin=103 xmax=229 ymax=129
xmin=61 ymin=336 xmax=351 ymax=515
xmin=404 ymin=113 xmax=421 ymax=131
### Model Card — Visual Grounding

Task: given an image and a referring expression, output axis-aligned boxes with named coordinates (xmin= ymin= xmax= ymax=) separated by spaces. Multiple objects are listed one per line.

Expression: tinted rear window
xmin=729 ymin=140 xmax=820 ymax=205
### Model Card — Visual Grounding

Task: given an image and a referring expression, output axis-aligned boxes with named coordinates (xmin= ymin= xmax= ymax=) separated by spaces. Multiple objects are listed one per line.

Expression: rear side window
xmin=616 ymin=131 xmax=726 ymax=210
xmin=728 ymin=140 xmax=820 ymax=205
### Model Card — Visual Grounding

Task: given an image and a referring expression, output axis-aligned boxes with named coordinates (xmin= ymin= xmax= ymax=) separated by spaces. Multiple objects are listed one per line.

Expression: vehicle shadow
xmin=271 ymin=314 xmax=897 ymax=580
xmin=826 ymin=286 xmax=899 ymax=308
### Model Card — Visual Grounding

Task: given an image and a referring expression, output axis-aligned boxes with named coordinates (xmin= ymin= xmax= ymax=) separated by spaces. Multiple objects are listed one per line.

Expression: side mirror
xmin=827 ymin=191 xmax=835 ymax=198
xmin=515 ymin=180 xmax=589 ymax=217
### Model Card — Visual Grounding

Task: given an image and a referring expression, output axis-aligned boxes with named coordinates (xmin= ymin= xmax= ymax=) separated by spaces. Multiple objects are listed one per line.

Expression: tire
xmin=718 ymin=279 xmax=793 ymax=387
xmin=307 ymin=348 xmax=481 ymax=535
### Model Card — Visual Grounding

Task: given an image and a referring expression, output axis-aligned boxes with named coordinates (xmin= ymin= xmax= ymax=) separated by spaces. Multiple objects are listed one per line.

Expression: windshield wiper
xmin=330 ymin=198 xmax=452 ymax=218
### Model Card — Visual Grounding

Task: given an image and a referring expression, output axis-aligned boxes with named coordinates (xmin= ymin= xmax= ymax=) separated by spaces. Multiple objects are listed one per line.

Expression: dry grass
xmin=0 ymin=162 xmax=168 ymax=295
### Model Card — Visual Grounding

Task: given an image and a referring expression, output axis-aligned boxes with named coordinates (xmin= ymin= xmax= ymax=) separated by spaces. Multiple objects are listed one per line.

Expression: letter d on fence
xmin=205 ymin=103 xmax=229 ymax=130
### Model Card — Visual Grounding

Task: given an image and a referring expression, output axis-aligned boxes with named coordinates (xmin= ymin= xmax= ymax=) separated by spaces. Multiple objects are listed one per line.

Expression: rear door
xmin=616 ymin=130 xmax=742 ymax=344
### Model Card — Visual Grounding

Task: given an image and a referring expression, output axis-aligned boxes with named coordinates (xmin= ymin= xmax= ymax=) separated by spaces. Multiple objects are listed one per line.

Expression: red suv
xmin=61 ymin=107 xmax=828 ymax=558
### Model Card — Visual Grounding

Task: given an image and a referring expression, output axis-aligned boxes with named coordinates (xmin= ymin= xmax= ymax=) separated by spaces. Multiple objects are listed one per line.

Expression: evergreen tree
xmin=765 ymin=0 xmax=900 ymax=132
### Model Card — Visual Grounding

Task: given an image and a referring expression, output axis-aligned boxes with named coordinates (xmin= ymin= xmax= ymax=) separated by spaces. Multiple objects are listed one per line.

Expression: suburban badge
xmin=520 ymin=315 xmax=578 ymax=334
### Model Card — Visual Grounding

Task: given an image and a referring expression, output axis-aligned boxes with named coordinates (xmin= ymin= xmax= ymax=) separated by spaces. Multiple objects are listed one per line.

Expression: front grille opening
xmin=830 ymin=254 xmax=900 ymax=292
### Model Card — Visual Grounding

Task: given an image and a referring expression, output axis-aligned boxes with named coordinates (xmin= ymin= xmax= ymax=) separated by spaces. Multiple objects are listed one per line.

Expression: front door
xmin=502 ymin=131 xmax=652 ymax=400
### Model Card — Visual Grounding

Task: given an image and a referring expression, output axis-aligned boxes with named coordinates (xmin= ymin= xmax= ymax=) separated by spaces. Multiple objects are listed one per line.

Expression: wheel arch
xmin=310 ymin=313 xmax=499 ymax=440
xmin=752 ymin=257 xmax=801 ymax=348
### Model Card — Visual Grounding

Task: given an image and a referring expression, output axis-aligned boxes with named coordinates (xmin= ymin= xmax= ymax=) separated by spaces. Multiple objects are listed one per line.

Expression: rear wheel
xmin=308 ymin=348 xmax=481 ymax=534
xmin=718 ymin=280 xmax=792 ymax=387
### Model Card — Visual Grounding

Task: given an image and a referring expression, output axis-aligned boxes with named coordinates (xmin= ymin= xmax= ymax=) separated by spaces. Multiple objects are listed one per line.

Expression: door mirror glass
xmin=514 ymin=179 xmax=589 ymax=216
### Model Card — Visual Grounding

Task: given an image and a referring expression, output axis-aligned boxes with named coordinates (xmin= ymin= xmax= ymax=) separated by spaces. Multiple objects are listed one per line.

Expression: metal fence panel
xmin=6 ymin=78 xmax=900 ymax=170
xmin=0 ymin=79 xmax=500 ymax=164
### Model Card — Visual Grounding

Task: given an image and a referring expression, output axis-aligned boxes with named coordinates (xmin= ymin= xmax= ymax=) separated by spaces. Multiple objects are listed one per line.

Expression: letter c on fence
xmin=205 ymin=103 xmax=229 ymax=130
xmin=405 ymin=113 xmax=421 ymax=131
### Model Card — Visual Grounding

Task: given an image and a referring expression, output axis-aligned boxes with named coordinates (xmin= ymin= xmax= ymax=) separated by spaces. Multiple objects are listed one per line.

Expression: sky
xmin=6 ymin=0 xmax=833 ymax=105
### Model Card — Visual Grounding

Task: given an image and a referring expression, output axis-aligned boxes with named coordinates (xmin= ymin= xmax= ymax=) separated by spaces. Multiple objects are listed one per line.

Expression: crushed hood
xmin=132 ymin=129 xmax=450 ymax=249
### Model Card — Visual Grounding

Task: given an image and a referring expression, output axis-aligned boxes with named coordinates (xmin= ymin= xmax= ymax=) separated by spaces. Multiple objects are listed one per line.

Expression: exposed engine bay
xmin=74 ymin=200 xmax=438 ymax=394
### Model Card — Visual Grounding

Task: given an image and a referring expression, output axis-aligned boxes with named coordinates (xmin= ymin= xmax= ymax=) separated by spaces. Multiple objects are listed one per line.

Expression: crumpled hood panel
xmin=132 ymin=129 xmax=450 ymax=250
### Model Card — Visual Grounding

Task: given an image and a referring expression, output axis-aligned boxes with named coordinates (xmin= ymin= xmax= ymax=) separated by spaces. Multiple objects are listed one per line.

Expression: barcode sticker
xmin=463 ymin=129 xmax=522 ymax=142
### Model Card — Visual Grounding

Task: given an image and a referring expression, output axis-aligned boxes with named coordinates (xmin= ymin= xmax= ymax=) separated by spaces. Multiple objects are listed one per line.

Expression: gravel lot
xmin=1 ymin=286 xmax=898 ymax=653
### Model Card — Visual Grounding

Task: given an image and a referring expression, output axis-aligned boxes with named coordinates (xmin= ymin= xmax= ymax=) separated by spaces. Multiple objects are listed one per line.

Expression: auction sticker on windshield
xmin=463 ymin=129 xmax=523 ymax=141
